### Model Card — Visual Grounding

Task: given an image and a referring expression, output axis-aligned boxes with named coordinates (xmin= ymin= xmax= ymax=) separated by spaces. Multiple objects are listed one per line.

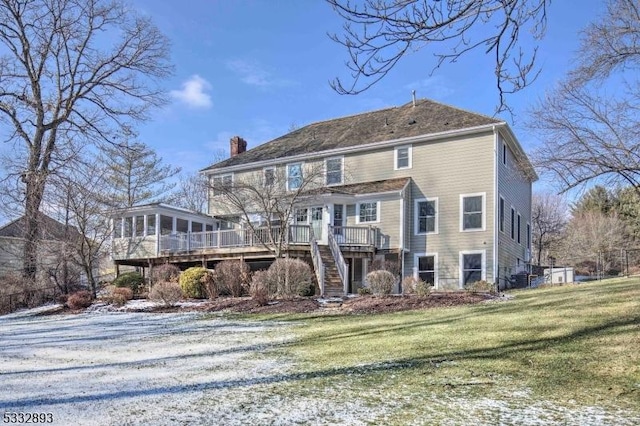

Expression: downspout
xmin=492 ymin=125 xmax=499 ymax=291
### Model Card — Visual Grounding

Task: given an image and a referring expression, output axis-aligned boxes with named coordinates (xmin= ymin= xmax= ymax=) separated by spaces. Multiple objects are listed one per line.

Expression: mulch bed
xmin=158 ymin=292 xmax=497 ymax=315
xmin=38 ymin=292 xmax=501 ymax=316
xmin=340 ymin=292 xmax=495 ymax=314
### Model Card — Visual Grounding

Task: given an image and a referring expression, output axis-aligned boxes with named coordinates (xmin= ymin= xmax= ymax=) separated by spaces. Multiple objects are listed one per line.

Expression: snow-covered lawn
xmin=0 ymin=307 xmax=301 ymax=425
xmin=1 ymin=303 xmax=637 ymax=425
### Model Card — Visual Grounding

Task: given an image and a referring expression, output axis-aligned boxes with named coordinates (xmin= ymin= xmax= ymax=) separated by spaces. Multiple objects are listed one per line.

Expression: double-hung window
xmin=511 ymin=207 xmax=516 ymax=239
xmin=357 ymin=201 xmax=379 ymax=223
xmin=461 ymin=193 xmax=485 ymax=231
xmin=212 ymin=174 xmax=232 ymax=197
xmin=415 ymin=254 xmax=436 ymax=285
xmin=263 ymin=167 xmax=275 ymax=187
xmin=294 ymin=208 xmax=308 ymax=224
xmin=287 ymin=163 xmax=303 ymax=191
xmin=517 ymin=213 xmax=521 ymax=244
xmin=460 ymin=251 xmax=485 ymax=287
xmin=415 ymin=198 xmax=437 ymax=234
xmin=394 ymin=145 xmax=412 ymax=170
xmin=325 ymin=157 xmax=343 ymax=185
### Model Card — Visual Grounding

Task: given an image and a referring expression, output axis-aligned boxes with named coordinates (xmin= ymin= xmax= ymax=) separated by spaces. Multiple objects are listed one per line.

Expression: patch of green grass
xmin=256 ymin=278 xmax=640 ymax=422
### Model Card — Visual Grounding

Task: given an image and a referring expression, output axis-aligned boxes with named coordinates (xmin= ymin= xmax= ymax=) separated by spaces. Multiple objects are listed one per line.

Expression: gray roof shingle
xmin=203 ymin=99 xmax=501 ymax=171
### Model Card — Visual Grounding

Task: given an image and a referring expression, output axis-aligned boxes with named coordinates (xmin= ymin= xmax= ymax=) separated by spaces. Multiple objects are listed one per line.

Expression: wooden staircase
xmin=318 ymin=245 xmax=344 ymax=297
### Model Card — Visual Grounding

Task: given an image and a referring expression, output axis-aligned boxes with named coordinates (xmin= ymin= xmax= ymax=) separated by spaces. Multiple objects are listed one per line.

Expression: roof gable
xmin=203 ymin=99 xmax=500 ymax=172
xmin=0 ymin=213 xmax=80 ymax=241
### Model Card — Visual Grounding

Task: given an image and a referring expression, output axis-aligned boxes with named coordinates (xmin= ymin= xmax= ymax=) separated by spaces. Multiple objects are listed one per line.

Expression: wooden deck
xmin=112 ymin=225 xmax=378 ymax=267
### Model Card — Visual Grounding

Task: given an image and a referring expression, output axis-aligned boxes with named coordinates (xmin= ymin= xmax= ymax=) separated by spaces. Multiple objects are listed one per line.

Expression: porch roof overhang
xmin=303 ymin=177 xmax=411 ymax=202
xmin=109 ymin=203 xmax=217 ymax=222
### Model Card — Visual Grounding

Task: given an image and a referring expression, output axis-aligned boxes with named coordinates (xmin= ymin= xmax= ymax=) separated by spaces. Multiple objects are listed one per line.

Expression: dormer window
xmin=394 ymin=145 xmax=412 ymax=170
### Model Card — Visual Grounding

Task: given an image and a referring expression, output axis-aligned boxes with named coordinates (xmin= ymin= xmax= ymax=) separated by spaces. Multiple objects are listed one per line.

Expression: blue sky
xmin=132 ymin=0 xmax=605 ymax=189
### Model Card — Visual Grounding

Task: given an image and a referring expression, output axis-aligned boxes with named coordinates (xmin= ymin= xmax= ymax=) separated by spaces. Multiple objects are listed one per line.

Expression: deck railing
xmin=330 ymin=225 xmax=378 ymax=247
xmin=309 ymin=226 xmax=325 ymax=296
xmin=158 ymin=225 xmax=312 ymax=253
xmin=327 ymin=227 xmax=348 ymax=294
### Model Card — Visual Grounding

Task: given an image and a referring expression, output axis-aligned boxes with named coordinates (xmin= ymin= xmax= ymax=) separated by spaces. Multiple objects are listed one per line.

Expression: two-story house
xmin=111 ymin=99 xmax=537 ymax=294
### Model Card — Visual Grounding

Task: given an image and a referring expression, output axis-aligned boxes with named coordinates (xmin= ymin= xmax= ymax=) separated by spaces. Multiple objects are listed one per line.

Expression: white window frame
xmin=414 ymin=252 xmax=438 ymax=287
xmin=517 ymin=212 xmax=522 ymax=244
xmin=286 ymin=162 xmax=303 ymax=191
xmin=459 ymin=250 xmax=486 ymax=288
xmin=294 ymin=208 xmax=309 ymax=224
xmin=325 ymin=156 xmax=344 ymax=186
xmin=511 ymin=206 xmax=516 ymax=240
xmin=459 ymin=192 xmax=486 ymax=232
xmin=356 ymin=200 xmax=380 ymax=224
xmin=212 ymin=173 xmax=233 ymax=197
xmin=263 ymin=166 xmax=275 ymax=187
xmin=414 ymin=197 xmax=438 ymax=235
xmin=394 ymin=145 xmax=412 ymax=170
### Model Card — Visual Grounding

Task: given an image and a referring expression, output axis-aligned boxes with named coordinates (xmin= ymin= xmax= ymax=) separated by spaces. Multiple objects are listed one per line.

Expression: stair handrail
xmin=309 ymin=226 xmax=325 ymax=296
xmin=327 ymin=226 xmax=348 ymax=294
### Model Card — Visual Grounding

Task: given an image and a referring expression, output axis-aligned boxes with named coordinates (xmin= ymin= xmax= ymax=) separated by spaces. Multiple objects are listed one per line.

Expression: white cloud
xmin=170 ymin=75 xmax=213 ymax=108
xmin=226 ymin=59 xmax=297 ymax=88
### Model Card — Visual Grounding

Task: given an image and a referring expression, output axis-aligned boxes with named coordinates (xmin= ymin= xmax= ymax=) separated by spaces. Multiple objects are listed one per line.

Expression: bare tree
xmin=560 ymin=210 xmax=628 ymax=273
xmin=209 ymin=163 xmax=326 ymax=257
xmin=531 ymin=0 xmax=640 ymax=194
xmin=101 ymin=139 xmax=180 ymax=208
xmin=0 ymin=0 xmax=171 ymax=281
xmin=54 ymin=164 xmax=113 ymax=297
xmin=168 ymin=150 xmax=227 ymax=213
xmin=327 ymin=0 xmax=549 ymax=113
xmin=531 ymin=192 xmax=567 ymax=266
xmin=168 ymin=172 xmax=209 ymax=213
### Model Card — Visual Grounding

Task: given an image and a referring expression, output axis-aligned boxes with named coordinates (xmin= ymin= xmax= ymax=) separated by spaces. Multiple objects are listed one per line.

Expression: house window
xmin=511 ymin=207 xmax=515 ymax=239
xmin=357 ymin=201 xmax=379 ymax=223
xmin=502 ymin=142 xmax=507 ymax=165
xmin=527 ymin=223 xmax=531 ymax=249
xmin=212 ymin=174 xmax=232 ymax=197
xmin=325 ymin=157 xmax=343 ymax=186
xmin=394 ymin=145 xmax=412 ymax=170
xmin=416 ymin=254 xmax=436 ymax=285
xmin=160 ymin=215 xmax=173 ymax=235
xmin=333 ymin=204 xmax=344 ymax=235
xmin=461 ymin=193 xmax=485 ymax=231
xmin=287 ymin=163 xmax=303 ymax=191
xmin=113 ymin=218 xmax=122 ymax=238
xmin=460 ymin=251 xmax=485 ymax=287
xmin=517 ymin=213 xmax=521 ymax=244
xmin=294 ymin=208 xmax=308 ymax=224
xmin=124 ymin=217 xmax=133 ymax=237
xmin=415 ymin=198 xmax=437 ymax=234
xmin=499 ymin=197 xmax=505 ymax=233
xmin=135 ymin=216 xmax=144 ymax=237
xmin=146 ymin=215 xmax=156 ymax=236
xmin=263 ymin=167 xmax=275 ymax=187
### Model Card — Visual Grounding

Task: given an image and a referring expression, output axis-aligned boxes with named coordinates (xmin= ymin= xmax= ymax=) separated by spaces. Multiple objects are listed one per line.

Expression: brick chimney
xmin=230 ymin=136 xmax=247 ymax=157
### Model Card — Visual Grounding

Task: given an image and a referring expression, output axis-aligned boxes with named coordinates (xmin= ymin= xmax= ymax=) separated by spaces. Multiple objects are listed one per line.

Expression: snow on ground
xmin=1 ymin=307 xmax=637 ymax=425
xmin=0 ymin=308 xmax=392 ymax=425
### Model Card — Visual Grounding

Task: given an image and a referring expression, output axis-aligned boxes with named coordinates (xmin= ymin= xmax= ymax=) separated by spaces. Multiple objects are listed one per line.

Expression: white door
xmin=311 ymin=206 xmax=323 ymax=240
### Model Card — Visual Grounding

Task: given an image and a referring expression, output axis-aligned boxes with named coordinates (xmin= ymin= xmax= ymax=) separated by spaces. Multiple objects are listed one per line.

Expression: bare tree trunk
xmin=22 ymin=173 xmax=47 ymax=282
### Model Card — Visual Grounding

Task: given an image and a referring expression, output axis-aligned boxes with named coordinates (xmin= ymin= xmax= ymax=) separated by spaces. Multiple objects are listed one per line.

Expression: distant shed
xmin=543 ymin=267 xmax=574 ymax=284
